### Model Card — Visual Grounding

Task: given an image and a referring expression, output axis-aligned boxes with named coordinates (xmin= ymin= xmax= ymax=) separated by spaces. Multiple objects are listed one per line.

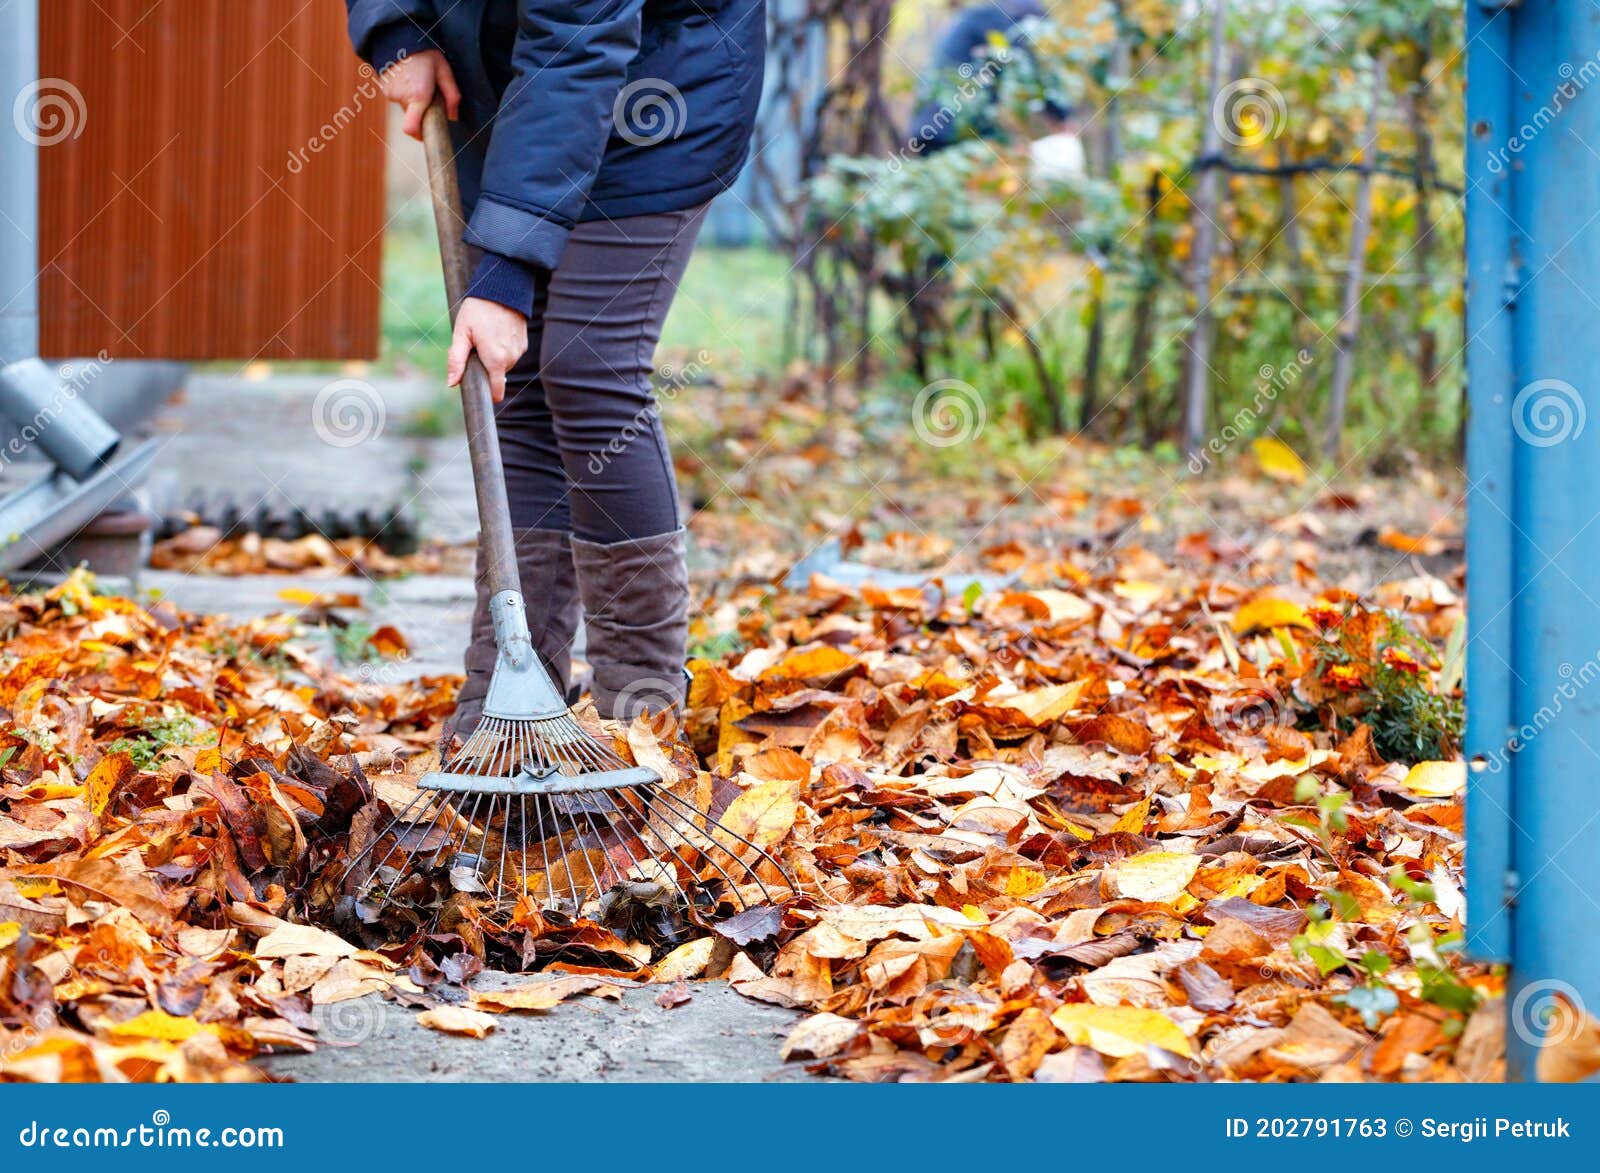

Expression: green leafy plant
xmin=106 ymin=713 xmax=211 ymax=771
xmin=1303 ymin=601 xmax=1462 ymax=763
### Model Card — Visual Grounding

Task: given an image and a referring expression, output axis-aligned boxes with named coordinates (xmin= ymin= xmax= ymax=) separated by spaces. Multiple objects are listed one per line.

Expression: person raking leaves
xmin=344 ymin=0 xmax=765 ymax=740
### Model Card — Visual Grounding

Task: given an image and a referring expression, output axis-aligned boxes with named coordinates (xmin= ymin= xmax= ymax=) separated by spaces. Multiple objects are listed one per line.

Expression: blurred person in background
xmin=909 ymin=0 xmax=1084 ymax=178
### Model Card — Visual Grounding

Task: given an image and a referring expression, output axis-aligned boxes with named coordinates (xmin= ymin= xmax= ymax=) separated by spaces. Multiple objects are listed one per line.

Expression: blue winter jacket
xmin=345 ymin=0 xmax=765 ymax=312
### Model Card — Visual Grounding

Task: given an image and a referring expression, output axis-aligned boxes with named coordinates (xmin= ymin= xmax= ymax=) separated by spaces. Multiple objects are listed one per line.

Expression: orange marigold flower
xmin=1381 ymin=646 xmax=1423 ymax=674
xmin=1307 ymin=605 xmax=1343 ymax=629
xmin=1324 ymin=664 xmax=1364 ymax=692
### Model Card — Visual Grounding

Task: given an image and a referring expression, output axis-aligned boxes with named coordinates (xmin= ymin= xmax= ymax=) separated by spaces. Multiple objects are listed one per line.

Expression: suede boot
xmin=444 ymin=528 xmax=581 ymax=744
xmin=570 ymin=528 xmax=690 ymax=720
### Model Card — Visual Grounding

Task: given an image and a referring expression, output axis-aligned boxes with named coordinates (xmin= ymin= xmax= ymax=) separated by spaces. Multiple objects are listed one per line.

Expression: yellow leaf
xmin=1111 ymin=795 xmax=1152 ymax=835
xmin=276 ymin=587 xmax=322 ymax=605
xmin=715 ymin=697 xmax=758 ymax=775
xmin=107 ymin=1010 xmax=205 ymax=1043
xmin=0 ymin=922 xmax=20 ymax=951
xmin=1114 ymin=851 xmax=1201 ymax=903
xmin=716 ymin=778 xmax=800 ymax=851
xmin=18 ymin=781 xmax=83 ymax=801
xmin=1004 ymin=868 xmax=1049 ymax=897
xmin=1002 ymin=681 xmax=1086 ymax=724
xmin=1252 ymin=436 xmax=1308 ymax=484
xmin=995 ymin=589 xmax=1095 ymax=623
xmin=86 ymin=751 xmax=136 ymax=817
xmin=1216 ymin=874 xmax=1265 ymax=901
xmin=653 ymin=937 xmax=715 ymax=982
xmin=1049 ymin=1004 xmax=1193 ymax=1058
xmin=1112 ymin=580 xmax=1165 ymax=609
xmin=416 ymin=1006 xmax=496 ymax=1038
xmin=760 ymin=645 xmax=858 ymax=682
xmin=1401 ymin=760 xmax=1466 ymax=798
xmin=12 ymin=878 xmax=60 ymax=899
xmin=471 ymin=976 xmax=621 ymax=1014
xmin=1232 ymin=596 xmax=1309 ymax=633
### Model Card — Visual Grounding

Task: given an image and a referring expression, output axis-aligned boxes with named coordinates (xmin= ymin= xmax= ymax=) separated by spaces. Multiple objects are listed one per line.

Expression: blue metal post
xmin=1467 ymin=0 xmax=1600 ymax=1081
xmin=0 ymin=0 xmax=40 ymax=365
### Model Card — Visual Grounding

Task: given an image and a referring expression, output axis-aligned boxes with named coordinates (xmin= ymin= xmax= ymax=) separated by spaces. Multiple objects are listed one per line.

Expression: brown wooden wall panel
xmin=38 ymin=0 xmax=388 ymax=361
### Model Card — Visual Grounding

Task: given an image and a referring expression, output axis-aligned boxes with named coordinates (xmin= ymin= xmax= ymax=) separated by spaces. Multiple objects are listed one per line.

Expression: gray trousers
xmin=493 ymin=203 xmax=709 ymax=544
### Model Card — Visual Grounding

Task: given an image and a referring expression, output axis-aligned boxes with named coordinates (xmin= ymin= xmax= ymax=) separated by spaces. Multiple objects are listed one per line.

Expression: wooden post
xmin=1181 ymin=0 xmax=1229 ymax=465
xmin=1323 ymin=52 xmax=1388 ymax=461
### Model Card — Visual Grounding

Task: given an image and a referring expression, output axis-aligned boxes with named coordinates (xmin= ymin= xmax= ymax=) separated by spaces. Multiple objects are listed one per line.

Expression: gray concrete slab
xmin=262 ymin=977 xmax=812 ymax=1083
xmin=142 ymin=570 xmax=481 ymax=680
xmin=142 ymin=371 xmax=481 ymax=545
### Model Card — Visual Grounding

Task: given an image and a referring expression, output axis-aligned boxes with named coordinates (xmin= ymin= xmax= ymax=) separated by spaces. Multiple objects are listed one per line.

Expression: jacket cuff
xmin=464 ymin=196 xmax=572 ymax=271
xmin=363 ymin=19 xmax=432 ymax=74
xmin=465 ymin=252 xmax=537 ymax=317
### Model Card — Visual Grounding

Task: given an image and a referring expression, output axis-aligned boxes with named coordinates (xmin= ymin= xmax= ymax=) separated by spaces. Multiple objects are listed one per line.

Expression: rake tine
xmin=342 ymin=788 xmax=432 ymax=881
xmin=431 ymin=790 xmax=483 ymax=871
xmin=625 ymin=787 xmax=761 ymax=908
xmin=640 ymin=785 xmax=781 ymax=906
xmin=594 ymin=796 xmax=696 ymax=908
xmin=646 ymin=785 xmax=781 ymax=878
xmin=517 ymin=794 xmax=530 ymax=905
xmin=553 ymin=799 xmax=585 ymax=912
xmin=535 ymin=794 xmax=557 ymax=909
xmin=569 ymin=804 xmax=608 ymax=905
xmin=483 ymin=793 xmax=504 ymax=897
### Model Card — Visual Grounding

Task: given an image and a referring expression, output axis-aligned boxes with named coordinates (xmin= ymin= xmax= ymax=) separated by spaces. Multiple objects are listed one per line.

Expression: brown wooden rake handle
xmin=421 ymin=100 xmax=520 ymax=601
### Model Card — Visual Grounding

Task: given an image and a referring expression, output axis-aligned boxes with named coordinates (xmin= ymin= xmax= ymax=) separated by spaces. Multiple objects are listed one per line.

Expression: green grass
xmin=378 ymin=208 xmax=792 ymax=379
xmin=375 ymin=208 xmax=793 ymax=431
xmin=658 ymin=245 xmax=792 ymax=375
xmin=379 ymin=203 xmax=451 ymax=379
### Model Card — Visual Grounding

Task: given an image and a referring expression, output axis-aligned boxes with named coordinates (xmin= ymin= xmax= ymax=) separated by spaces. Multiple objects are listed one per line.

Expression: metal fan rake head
xmin=339 ymin=637 xmax=789 ymax=926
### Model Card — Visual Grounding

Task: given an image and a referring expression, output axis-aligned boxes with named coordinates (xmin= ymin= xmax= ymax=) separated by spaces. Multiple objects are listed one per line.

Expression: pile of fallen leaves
xmin=150 ymin=526 xmax=470 ymax=578
xmin=0 ymin=569 xmax=456 ymax=1080
xmin=0 ymin=539 xmax=1509 ymax=1083
xmin=674 ymin=552 xmax=1500 ymax=1082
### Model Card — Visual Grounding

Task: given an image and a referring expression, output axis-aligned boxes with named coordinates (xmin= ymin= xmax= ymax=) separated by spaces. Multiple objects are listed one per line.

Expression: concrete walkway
xmin=264 ymin=976 xmax=810 ymax=1084
xmin=143 ymin=569 xmax=481 ymax=680
xmin=143 ymin=371 xmax=480 ymax=544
